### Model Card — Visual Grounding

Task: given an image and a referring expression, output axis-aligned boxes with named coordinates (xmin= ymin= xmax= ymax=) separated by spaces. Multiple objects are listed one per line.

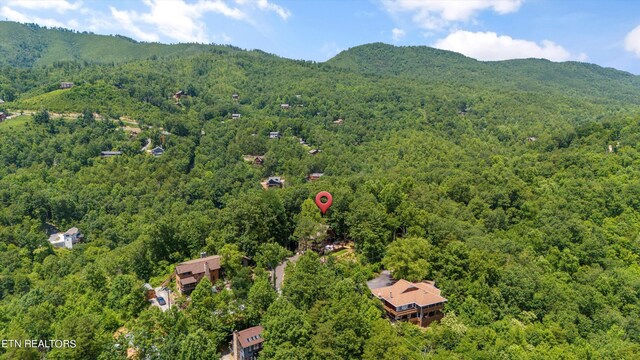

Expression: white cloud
xmin=434 ymin=30 xmax=576 ymax=62
xmin=109 ymin=6 xmax=160 ymax=42
xmin=106 ymin=0 xmax=289 ymax=43
xmin=235 ymin=0 xmax=291 ymax=19
xmin=255 ymin=0 xmax=290 ymax=20
xmin=212 ymin=32 xmax=232 ymax=43
xmin=391 ymin=27 xmax=405 ymax=41
xmin=0 ymin=0 xmax=290 ymax=44
xmin=624 ymin=25 xmax=640 ymax=57
xmin=107 ymin=0 xmax=248 ymax=43
xmin=320 ymin=41 xmax=344 ymax=60
xmin=5 ymin=0 xmax=82 ymax=13
xmin=382 ymin=0 xmax=523 ymax=30
xmin=0 ymin=6 xmax=68 ymax=28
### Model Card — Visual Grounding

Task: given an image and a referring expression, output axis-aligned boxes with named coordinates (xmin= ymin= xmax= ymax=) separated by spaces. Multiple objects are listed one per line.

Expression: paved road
xmin=366 ymin=270 xmax=395 ymax=290
xmin=274 ymin=253 xmax=301 ymax=291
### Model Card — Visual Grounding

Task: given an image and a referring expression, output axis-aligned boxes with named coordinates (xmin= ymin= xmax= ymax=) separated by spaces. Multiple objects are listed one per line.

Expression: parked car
xmin=157 ymin=297 xmax=166 ymax=306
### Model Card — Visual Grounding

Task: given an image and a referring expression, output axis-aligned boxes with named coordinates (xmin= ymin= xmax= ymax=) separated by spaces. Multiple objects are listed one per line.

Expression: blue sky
xmin=1 ymin=0 xmax=640 ymax=74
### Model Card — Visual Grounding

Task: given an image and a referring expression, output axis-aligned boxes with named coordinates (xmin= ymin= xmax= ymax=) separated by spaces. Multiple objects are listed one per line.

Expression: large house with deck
xmin=371 ymin=279 xmax=447 ymax=327
xmin=175 ymin=254 xmax=221 ymax=294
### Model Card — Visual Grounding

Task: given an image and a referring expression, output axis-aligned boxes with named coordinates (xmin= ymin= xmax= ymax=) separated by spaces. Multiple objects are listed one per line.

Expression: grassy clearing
xmin=0 ymin=115 xmax=31 ymax=134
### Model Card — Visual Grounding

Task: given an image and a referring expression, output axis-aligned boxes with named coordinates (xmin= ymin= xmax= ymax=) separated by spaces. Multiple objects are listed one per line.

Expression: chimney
xmin=390 ymin=292 xmax=392 ymax=299
xmin=200 ymin=251 xmax=207 ymax=258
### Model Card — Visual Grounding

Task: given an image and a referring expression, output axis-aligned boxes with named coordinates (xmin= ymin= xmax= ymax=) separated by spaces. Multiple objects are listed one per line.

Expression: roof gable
xmin=237 ymin=326 xmax=264 ymax=348
xmin=175 ymin=255 xmax=221 ymax=275
xmin=373 ymin=279 xmax=447 ymax=307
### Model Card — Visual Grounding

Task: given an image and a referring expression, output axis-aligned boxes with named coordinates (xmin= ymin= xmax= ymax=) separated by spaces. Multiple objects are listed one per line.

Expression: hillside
xmin=0 ymin=25 xmax=640 ymax=359
xmin=0 ymin=21 xmax=245 ymax=68
xmin=328 ymin=42 xmax=640 ymax=105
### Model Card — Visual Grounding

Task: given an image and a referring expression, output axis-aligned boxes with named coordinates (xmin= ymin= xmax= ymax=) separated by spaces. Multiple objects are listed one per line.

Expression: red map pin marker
xmin=315 ymin=191 xmax=333 ymax=215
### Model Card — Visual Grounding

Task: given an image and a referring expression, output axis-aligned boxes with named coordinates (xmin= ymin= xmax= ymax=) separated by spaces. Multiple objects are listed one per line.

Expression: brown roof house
xmin=175 ymin=254 xmax=221 ymax=294
xmin=233 ymin=326 xmax=264 ymax=360
xmin=372 ymin=279 xmax=447 ymax=327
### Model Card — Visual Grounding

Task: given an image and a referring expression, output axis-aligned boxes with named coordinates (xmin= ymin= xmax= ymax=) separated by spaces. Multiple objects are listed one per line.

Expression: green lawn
xmin=0 ymin=115 xmax=31 ymax=134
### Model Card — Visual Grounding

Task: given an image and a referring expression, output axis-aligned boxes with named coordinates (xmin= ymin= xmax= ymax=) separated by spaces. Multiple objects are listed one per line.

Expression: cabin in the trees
xmin=233 ymin=326 xmax=264 ymax=360
xmin=308 ymin=149 xmax=321 ymax=155
xmin=0 ymin=112 xmax=6 ymax=122
xmin=175 ymin=254 xmax=221 ymax=294
xmin=527 ymin=136 xmax=537 ymax=142
xmin=100 ymin=151 xmax=123 ymax=157
xmin=173 ymin=90 xmax=185 ymax=100
xmin=261 ymin=176 xmax=284 ymax=189
xmin=232 ymin=113 xmax=241 ymax=119
xmin=372 ymin=279 xmax=447 ymax=327
xmin=150 ymin=146 xmax=164 ymax=157
xmin=48 ymin=227 xmax=83 ymax=249
xmin=307 ymin=172 xmax=324 ymax=181
xmin=60 ymin=82 xmax=74 ymax=89
xmin=269 ymin=132 xmax=280 ymax=139
xmin=333 ymin=118 xmax=344 ymax=125
xmin=280 ymin=103 xmax=290 ymax=109
xmin=243 ymin=155 xmax=264 ymax=165
xmin=232 ymin=93 xmax=239 ymax=100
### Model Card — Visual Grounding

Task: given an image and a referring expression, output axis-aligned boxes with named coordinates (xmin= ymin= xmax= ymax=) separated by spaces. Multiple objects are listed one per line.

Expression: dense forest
xmin=1 ymin=21 xmax=640 ymax=359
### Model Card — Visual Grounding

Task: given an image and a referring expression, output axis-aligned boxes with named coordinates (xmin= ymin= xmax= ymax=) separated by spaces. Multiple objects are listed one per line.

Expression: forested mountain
xmin=329 ymin=42 xmax=640 ymax=105
xmin=1 ymin=23 xmax=640 ymax=359
xmin=0 ymin=21 xmax=245 ymax=68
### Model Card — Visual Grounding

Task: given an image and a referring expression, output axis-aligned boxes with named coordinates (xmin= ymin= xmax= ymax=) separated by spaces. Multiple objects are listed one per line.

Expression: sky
xmin=1 ymin=0 xmax=640 ymax=74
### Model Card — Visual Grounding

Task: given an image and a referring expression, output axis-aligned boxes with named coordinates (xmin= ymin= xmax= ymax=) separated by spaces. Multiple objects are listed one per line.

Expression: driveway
xmin=149 ymin=287 xmax=174 ymax=312
xmin=366 ymin=270 xmax=395 ymax=290
xmin=274 ymin=253 xmax=302 ymax=291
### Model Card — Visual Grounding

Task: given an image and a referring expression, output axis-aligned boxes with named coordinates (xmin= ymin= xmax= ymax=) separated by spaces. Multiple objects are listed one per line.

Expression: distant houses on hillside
xmin=60 ymin=82 xmax=74 ymax=89
xmin=243 ymin=155 xmax=264 ymax=165
xmin=0 ymin=112 xmax=6 ymax=122
xmin=100 ymin=151 xmax=122 ymax=158
xmin=174 ymin=90 xmax=185 ymax=100
xmin=261 ymin=176 xmax=284 ymax=189
xmin=149 ymin=146 xmax=164 ymax=157
xmin=269 ymin=132 xmax=280 ymax=139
